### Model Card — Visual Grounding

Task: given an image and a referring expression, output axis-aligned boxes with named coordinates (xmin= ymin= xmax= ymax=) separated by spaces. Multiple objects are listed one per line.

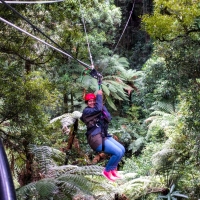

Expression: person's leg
xmin=106 ymin=137 xmax=125 ymax=178
xmin=107 ymin=137 xmax=125 ymax=167
xmin=96 ymin=138 xmax=124 ymax=171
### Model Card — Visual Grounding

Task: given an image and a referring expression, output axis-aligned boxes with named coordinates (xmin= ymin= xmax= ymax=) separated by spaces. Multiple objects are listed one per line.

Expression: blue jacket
xmin=81 ymin=94 xmax=111 ymax=136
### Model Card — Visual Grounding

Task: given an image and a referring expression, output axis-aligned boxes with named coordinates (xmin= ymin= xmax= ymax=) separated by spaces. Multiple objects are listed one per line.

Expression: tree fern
xmin=80 ymin=73 xmax=131 ymax=110
xmin=145 ymin=101 xmax=178 ymax=140
xmin=16 ymin=175 xmax=93 ymax=200
xmin=105 ymin=95 xmax=117 ymax=110
xmin=29 ymin=145 xmax=66 ymax=174
xmin=17 ymin=144 xmax=107 ymax=199
xmin=79 ymin=55 xmax=138 ymax=110
xmin=19 ymin=141 xmax=160 ymax=200
xmin=17 ymin=143 xmax=127 ymax=199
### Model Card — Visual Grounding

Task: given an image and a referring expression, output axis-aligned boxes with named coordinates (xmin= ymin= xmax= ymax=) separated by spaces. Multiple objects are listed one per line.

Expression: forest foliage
xmin=0 ymin=0 xmax=200 ymax=199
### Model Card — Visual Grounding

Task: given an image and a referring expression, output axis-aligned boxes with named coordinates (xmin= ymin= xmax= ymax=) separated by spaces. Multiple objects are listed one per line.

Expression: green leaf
xmin=111 ymin=92 xmax=123 ymax=101
xmin=117 ymin=57 xmax=129 ymax=67
xmin=108 ymin=83 xmax=117 ymax=93
xmin=101 ymin=83 xmax=110 ymax=96
xmin=105 ymin=95 xmax=117 ymax=110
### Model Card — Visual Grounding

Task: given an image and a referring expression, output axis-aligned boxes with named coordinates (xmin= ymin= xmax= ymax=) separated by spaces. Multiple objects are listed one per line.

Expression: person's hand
xmin=97 ymin=90 xmax=103 ymax=95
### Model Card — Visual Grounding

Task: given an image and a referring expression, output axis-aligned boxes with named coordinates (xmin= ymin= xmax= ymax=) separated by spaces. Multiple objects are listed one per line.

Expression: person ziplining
xmin=78 ymin=1 xmax=125 ymax=181
xmin=81 ymin=90 xmax=125 ymax=181
xmin=0 ymin=0 xmax=136 ymax=182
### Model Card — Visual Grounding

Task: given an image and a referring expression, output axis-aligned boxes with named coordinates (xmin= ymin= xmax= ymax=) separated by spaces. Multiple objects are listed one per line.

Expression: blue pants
xmin=96 ymin=137 xmax=125 ymax=171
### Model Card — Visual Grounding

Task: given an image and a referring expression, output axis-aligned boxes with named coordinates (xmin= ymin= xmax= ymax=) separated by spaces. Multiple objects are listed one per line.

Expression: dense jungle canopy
xmin=0 ymin=0 xmax=200 ymax=199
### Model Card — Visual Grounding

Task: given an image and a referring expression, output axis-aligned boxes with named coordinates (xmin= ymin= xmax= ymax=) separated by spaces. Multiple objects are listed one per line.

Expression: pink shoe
xmin=102 ymin=169 xmax=117 ymax=181
xmin=111 ymin=169 xmax=122 ymax=179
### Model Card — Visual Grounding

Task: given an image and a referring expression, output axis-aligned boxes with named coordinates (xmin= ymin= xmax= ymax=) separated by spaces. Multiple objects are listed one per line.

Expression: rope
xmin=0 ymin=0 xmax=63 ymax=4
xmin=113 ymin=0 xmax=136 ymax=52
xmin=78 ymin=0 xmax=94 ymax=69
xmin=0 ymin=17 xmax=91 ymax=68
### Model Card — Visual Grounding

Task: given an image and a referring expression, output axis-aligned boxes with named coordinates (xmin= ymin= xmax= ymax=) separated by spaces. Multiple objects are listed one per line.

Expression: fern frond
xmin=29 ymin=145 xmax=65 ymax=174
xmin=119 ymin=69 xmax=138 ymax=81
xmin=145 ymin=101 xmax=178 ymax=140
xmin=103 ymin=79 xmax=131 ymax=100
xmin=150 ymin=110 xmax=167 ymax=117
xmin=46 ymin=165 xmax=78 ymax=178
xmin=152 ymin=148 xmax=176 ymax=168
xmin=114 ymin=173 xmax=166 ymax=199
xmin=118 ymin=176 xmax=152 ymax=199
xmin=111 ymin=92 xmax=124 ymax=100
xmin=35 ymin=179 xmax=58 ymax=198
xmin=105 ymin=95 xmax=117 ymax=110
xmin=90 ymin=177 xmax=121 ymax=200
xmin=16 ymin=176 xmax=87 ymax=200
xmin=106 ymin=82 xmax=117 ymax=93
xmin=57 ymin=174 xmax=93 ymax=195
xmin=16 ymin=182 xmax=38 ymax=199
xmin=103 ymin=75 xmax=126 ymax=81
xmin=117 ymin=56 xmax=130 ymax=67
xmin=128 ymin=137 xmax=145 ymax=152
xmin=101 ymin=83 xmax=110 ymax=96
xmin=67 ymin=165 xmax=103 ymax=176
xmin=16 ymin=165 xmax=102 ymax=199
xmin=151 ymin=101 xmax=176 ymax=114
xmin=79 ymin=74 xmax=98 ymax=90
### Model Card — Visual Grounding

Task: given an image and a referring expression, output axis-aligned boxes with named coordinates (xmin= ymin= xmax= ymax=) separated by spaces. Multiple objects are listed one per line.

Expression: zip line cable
xmin=0 ymin=0 xmax=91 ymax=68
xmin=0 ymin=17 xmax=91 ymax=68
xmin=0 ymin=0 xmax=64 ymax=4
xmin=113 ymin=0 xmax=136 ymax=52
xmin=78 ymin=0 xmax=94 ymax=69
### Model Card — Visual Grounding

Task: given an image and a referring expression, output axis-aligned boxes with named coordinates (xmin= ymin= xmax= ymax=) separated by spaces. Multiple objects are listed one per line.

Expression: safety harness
xmin=80 ymin=110 xmax=109 ymax=151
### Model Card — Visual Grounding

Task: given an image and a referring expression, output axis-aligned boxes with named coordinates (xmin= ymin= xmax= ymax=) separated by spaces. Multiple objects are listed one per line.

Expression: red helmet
xmin=84 ymin=93 xmax=96 ymax=101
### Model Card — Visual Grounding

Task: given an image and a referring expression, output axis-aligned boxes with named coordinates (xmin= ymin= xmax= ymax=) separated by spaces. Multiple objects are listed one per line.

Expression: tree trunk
xmin=19 ymin=140 xmax=34 ymax=186
xmin=64 ymin=93 xmax=69 ymax=113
